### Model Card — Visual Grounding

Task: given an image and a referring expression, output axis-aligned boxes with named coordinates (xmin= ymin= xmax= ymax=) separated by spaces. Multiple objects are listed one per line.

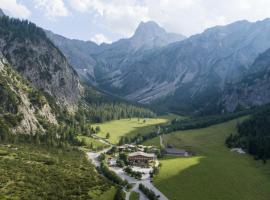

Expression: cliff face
xmin=46 ymin=21 xmax=186 ymax=86
xmin=221 ymin=48 xmax=270 ymax=112
xmin=0 ymin=56 xmax=57 ymax=134
xmin=0 ymin=17 xmax=81 ymax=107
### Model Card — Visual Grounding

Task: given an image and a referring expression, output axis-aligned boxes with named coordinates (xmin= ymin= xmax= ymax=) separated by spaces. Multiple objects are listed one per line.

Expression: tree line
xmin=226 ymin=106 xmax=270 ymax=163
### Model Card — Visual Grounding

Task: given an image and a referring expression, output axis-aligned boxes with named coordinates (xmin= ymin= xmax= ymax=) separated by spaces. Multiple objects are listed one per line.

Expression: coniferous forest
xmin=226 ymin=106 xmax=270 ymax=162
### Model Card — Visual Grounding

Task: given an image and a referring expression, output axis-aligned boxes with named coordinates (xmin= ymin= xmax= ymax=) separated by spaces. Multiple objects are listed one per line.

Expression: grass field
xmin=145 ymin=117 xmax=270 ymax=200
xmin=93 ymin=117 xmax=170 ymax=144
xmin=77 ymin=135 xmax=108 ymax=150
xmin=129 ymin=191 xmax=140 ymax=200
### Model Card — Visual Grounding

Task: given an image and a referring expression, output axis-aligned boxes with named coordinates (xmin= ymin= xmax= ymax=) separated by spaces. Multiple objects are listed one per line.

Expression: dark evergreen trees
xmin=225 ymin=106 xmax=270 ymax=162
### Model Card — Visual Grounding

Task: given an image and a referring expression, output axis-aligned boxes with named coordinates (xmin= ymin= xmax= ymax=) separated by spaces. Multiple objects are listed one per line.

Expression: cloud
xmin=68 ymin=0 xmax=149 ymax=37
xmin=68 ymin=0 xmax=270 ymax=41
xmin=91 ymin=33 xmax=111 ymax=44
xmin=34 ymin=0 xmax=69 ymax=19
xmin=0 ymin=0 xmax=31 ymax=18
xmin=143 ymin=0 xmax=270 ymax=36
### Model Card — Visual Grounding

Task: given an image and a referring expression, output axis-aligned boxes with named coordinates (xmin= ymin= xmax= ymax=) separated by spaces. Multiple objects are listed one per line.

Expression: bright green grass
xmin=90 ymin=186 xmax=116 ymax=200
xmin=77 ymin=135 xmax=108 ymax=150
xmin=146 ymin=117 xmax=270 ymax=200
xmin=129 ymin=191 xmax=140 ymax=200
xmin=93 ymin=118 xmax=169 ymax=144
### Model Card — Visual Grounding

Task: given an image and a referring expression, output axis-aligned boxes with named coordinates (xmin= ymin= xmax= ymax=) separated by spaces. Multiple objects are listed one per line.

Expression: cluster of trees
xmin=0 ymin=120 xmax=83 ymax=148
xmin=167 ymin=110 xmax=250 ymax=133
xmin=114 ymin=187 xmax=126 ymax=200
xmin=139 ymin=184 xmax=159 ymax=200
xmin=99 ymin=161 xmax=128 ymax=186
xmin=226 ymin=106 xmax=270 ymax=162
xmin=79 ymin=103 xmax=156 ymax=123
xmin=82 ymin=86 xmax=156 ymax=123
xmin=150 ymin=166 xmax=160 ymax=178
xmin=0 ymin=16 xmax=49 ymax=43
xmin=124 ymin=167 xmax=142 ymax=179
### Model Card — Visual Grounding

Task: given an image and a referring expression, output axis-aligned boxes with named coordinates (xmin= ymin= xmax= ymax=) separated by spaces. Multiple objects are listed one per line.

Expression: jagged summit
xmin=0 ymin=8 xmax=5 ymax=17
xmin=129 ymin=20 xmax=186 ymax=50
xmin=133 ymin=21 xmax=167 ymax=38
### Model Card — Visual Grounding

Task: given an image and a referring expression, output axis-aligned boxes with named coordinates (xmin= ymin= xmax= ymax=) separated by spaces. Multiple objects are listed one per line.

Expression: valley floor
xmin=145 ymin=117 xmax=270 ymax=200
xmin=92 ymin=117 xmax=171 ymax=144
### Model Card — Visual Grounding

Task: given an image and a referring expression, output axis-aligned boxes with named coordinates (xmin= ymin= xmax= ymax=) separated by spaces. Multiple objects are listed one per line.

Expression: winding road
xmin=87 ymin=146 xmax=168 ymax=200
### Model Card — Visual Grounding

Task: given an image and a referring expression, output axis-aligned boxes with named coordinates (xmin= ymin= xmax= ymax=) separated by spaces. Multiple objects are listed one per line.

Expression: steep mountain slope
xmin=46 ymin=31 xmax=98 ymax=83
xmin=0 ymin=15 xmax=157 ymax=134
xmin=221 ymin=47 xmax=270 ymax=112
xmin=0 ymin=55 xmax=57 ymax=135
xmin=47 ymin=21 xmax=185 ymax=84
xmin=0 ymin=8 xmax=4 ymax=17
xmin=0 ymin=16 xmax=81 ymax=107
xmin=112 ymin=21 xmax=186 ymax=52
xmin=100 ymin=19 xmax=270 ymax=114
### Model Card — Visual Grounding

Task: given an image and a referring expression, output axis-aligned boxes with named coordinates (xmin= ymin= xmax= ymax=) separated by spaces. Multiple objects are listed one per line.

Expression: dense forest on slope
xmin=80 ymin=87 xmax=156 ymax=123
xmin=226 ymin=105 xmax=270 ymax=162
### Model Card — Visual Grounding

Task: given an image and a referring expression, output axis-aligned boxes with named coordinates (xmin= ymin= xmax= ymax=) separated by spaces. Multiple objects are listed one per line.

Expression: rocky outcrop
xmin=97 ymin=18 xmax=270 ymax=114
xmin=0 ymin=17 xmax=81 ymax=108
xmin=46 ymin=30 xmax=98 ymax=83
xmin=0 ymin=56 xmax=57 ymax=134
xmin=0 ymin=8 xmax=4 ymax=17
xmin=221 ymin=48 xmax=270 ymax=112
xmin=47 ymin=21 xmax=186 ymax=85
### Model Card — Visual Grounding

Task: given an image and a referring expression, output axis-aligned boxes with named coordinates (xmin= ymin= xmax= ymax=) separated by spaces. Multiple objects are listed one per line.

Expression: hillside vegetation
xmin=145 ymin=118 xmax=270 ymax=200
xmin=0 ymin=144 xmax=115 ymax=200
xmin=226 ymin=105 xmax=270 ymax=161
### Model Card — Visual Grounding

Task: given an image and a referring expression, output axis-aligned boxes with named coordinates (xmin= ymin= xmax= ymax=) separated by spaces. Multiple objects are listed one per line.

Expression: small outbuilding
xmin=165 ymin=148 xmax=189 ymax=156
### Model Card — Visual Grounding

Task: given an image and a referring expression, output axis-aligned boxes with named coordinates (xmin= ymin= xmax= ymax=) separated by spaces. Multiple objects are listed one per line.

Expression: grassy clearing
xmin=146 ymin=117 xmax=270 ymax=200
xmin=129 ymin=191 xmax=140 ymax=200
xmin=0 ymin=144 xmax=115 ymax=200
xmin=77 ymin=135 xmax=108 ymax=150
xmin=89 ymin=186 xmax=116 ymax=200
xmin=93 ymin=117 xmax=169 ymax=144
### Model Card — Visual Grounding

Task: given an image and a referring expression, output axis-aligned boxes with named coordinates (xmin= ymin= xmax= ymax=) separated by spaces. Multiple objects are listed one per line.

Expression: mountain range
xmin=47 ymin=18 xmax=270 ymax=115
xmin=2 ymin=6 xmax=270 ymax=117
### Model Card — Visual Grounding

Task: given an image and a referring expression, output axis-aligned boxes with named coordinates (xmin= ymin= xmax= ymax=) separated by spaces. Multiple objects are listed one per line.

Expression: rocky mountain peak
xmin=130 ymin=20 xmax=186 ymax=50
xmin=133 ymin=21 xmax=167 ymax=39
xmin=0 ymin=8 xmax=5 ymax=17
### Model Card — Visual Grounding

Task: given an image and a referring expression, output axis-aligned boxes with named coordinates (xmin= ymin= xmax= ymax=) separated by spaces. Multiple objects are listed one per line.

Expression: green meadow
xmin=93 ymin=117 xmax=169 ymax=144
xmin=146 ymin=117 xmax=270 ymax=200
xmin=77 ymin=135 xmax=108 ymax=150
xmin=129 ymin=191 xmax=140 ymax=200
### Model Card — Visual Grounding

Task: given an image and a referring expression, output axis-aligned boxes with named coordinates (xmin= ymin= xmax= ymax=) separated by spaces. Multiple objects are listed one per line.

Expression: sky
xmin=1 ymin=0 xmax=270 ymax=44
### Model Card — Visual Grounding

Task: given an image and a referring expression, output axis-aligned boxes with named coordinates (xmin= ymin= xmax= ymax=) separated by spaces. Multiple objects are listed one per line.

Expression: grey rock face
xmin=100 ymin=18 xmax=270 ymax=114
xmin=0 ymin=21 xmax=81 ymax=107
xmin=47 ymin=21 xmax=186 ymax=85
xmin=47 ymin=18 xmax=270 ymax=114
xmin=222 ymin=47 xmax=270 ymax=112
xmin=46 ymin=31 xmax=98 ymax=83
xmin=0 ymin=8 xmax=4 ymax=17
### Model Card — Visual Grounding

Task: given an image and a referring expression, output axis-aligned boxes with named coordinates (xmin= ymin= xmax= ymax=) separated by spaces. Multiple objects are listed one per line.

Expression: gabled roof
xmin=128 ymin=152 xmax=155 ymax=158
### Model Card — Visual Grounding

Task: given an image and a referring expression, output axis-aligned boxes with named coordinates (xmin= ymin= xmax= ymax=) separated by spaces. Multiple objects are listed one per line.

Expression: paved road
xmin=87 ymin=147 xmax=169 ymax=200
